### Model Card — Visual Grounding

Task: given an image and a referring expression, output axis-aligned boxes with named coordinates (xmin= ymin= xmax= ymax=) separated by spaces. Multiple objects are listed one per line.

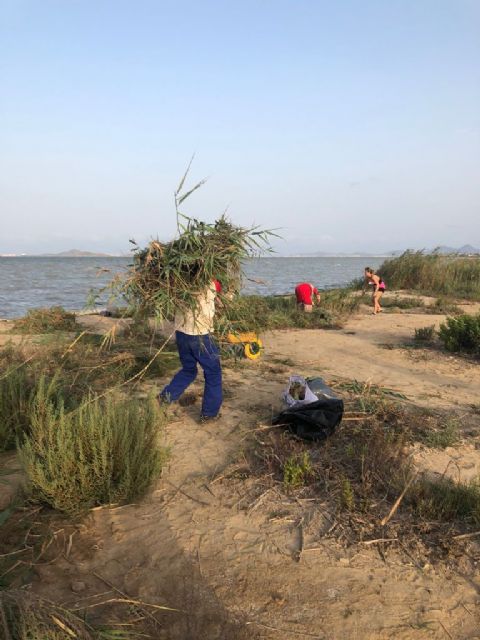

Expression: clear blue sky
xmin=1 ymin=0 xmax=479 ymax=254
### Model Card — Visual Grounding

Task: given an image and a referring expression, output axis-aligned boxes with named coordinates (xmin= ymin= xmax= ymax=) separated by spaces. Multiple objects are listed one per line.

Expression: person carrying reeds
xmin=295 ymin=282 xmax=321 ymax=313
xmin=159 ymin=278 xmax=223 ymax=421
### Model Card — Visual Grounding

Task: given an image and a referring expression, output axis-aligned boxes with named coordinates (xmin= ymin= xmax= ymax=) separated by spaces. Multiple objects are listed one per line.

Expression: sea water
xmin=0 ymin=256 xmax=384 ymax=319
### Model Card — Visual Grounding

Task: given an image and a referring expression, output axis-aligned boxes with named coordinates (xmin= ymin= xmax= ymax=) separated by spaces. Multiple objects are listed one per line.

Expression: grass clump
xmin=0 ymin=589 xmax=95 ymax=639
xmin=410 ymin=477 xmax=480 ymax=525
xmin=380 ymin=296 xmax=425 ymax=310
xmin=12 ymin=306 xmax=77 ymax=334
xmin=0 ymin=589 xmax=141 ymax=639
xmin=0 ymin=366 xmax=32 ymax=451
xmin=422 ymin=418 xmax=459 ymax=449
xmin=438 ymin=314 xmax=480 ymax=354
xmin=414 ymin=325 xmax=436 ymax=344
xmin=425 ymin=297 xmax=461 ymax=315
xmin=19 ymin=387 xmax=167 ymax=516
xmin=378 ymin=251 xmax=480 ymax=299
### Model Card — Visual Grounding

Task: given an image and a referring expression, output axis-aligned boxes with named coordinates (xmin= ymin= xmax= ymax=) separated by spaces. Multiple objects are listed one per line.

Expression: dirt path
xmin=265 ymin=308 xmax=480 ymax=410
xmin=4 ymin=304 xmax=480 ymax=638
xmin=31 ymin=358 xmax=480 ymax=639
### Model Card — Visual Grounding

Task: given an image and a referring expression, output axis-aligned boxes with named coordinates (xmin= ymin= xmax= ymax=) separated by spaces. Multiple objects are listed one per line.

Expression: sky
xmin=1 ymin=0 xmax=479 ymax=255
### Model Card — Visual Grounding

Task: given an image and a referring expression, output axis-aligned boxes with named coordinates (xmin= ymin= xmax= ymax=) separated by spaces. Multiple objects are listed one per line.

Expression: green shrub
xmin=12 ymin=306 xmax=77 ymax=333
xmin=438 ymin=314 xmax=480 ymax=354
xmin=377 ymin=251 xmax=480 ymax=299
xmin=414 ymin=325 xmax=436 ymax=344
xmin=19 ymin=387 xmax=167 ymax=515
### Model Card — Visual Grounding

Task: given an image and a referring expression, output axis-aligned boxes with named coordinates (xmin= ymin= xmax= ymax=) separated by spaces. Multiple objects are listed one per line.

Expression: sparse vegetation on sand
xmin=376 ymin=251 xmax=480 ymax=299
xmin=221 ymin=289 xmax=360 ymax=334
xmin=248 ymin=379 xmax=477 ymax=545
xmin=12 ymin=306 xmax=77 ymax=333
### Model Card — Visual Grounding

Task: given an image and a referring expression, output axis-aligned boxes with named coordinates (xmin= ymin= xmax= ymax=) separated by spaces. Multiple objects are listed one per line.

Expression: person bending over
xmin=159 ymin=279 xmax=222 ymax=422
xmin=363 ymin=267 xmax=386 ymax=315
xmin=295 ymin=282 xmax=321 ymax=313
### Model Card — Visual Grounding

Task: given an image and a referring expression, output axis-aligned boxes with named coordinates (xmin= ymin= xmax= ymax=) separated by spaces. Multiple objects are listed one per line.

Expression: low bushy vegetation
xmin=0 ymin=326 xmax=179 ymax=450
xmin=19 ymin=388 xmax=167 ymax=515
xmin=414 ymin=325 xmax=436 ymax=344
xmin=438 ymin=313 xmax=480 ymax=354
xmin=0 ymin=588 xmax=145 ymax=639
xmin=380 ymin=296 xmax=425 ymax=309
xmin=0 ymin=366 xmax=32 ymax=451
xmin=12 ymin=306 xmax=77 ymax=333
xmin=250 ymin=379 xmax=477 ymax=541
xmin=411 ymin=477 xmax=480 ymax=525
xmin=426 ymin=297 xmax=461 ymax=315
xmin=221 ymin=289 xmax=360 ymax=334
xmin=378 ymin=251 xmax=480 ymax=299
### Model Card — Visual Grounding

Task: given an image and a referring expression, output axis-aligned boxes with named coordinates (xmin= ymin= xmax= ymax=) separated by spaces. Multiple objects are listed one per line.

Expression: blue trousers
xmin=161 ymin=331 xmax=222 ymax=417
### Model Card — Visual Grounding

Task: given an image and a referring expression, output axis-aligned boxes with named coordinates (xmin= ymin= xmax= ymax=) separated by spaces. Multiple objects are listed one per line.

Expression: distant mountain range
xmin=298 ymin=245 xmax=480 ymax=258
xmin=42 ymin=249 xmax=116 ymax=257
xmin=2 ymin=245 xmax=479 ymax=259
xmin=388 ymin=245 xmax=480 ymax=257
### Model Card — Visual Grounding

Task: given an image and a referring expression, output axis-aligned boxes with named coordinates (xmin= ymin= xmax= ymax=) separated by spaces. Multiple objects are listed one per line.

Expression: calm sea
xmin=0 ymin=256 xmax=384 ymax=319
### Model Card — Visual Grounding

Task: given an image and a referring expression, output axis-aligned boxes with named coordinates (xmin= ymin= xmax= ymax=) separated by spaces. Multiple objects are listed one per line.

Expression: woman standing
xmin=364 ymin=267 xmax=386 ymax=315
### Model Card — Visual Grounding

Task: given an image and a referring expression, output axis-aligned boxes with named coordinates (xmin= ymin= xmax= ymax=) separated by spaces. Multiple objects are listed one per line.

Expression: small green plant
xmin=414 ymin=325 xmax=436 ymax=344
xmin=283 ymin=452 xmax=313 ymax=488
xmin=423 ymin=418 xmax=458 ymax=449
xmin=12 ymin=306 xmax=77 ymax=333
xmin=340 ymin=477 xmax=355 ymax=510
xmin=438 ymin=313 xmax=480 ymax=354
xmin=19 ymin=388 xmax=167 ymax=515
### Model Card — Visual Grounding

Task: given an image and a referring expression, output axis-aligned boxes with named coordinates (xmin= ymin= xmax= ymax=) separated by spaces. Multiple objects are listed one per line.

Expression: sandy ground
xmin=2 ymin=299 xmax=480 ymax=638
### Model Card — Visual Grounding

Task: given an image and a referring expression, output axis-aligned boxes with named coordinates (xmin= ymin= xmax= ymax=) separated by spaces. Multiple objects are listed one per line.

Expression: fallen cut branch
xmin=380 ymin=473 xmax=418 ymax=527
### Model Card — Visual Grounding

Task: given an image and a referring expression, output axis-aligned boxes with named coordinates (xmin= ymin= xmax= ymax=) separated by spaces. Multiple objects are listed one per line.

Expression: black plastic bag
xmin=273 ymin=377 xmax=343 ymax=441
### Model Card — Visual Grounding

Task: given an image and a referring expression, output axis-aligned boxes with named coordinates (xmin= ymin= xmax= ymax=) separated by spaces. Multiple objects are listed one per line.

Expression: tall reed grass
xmin=377 ymin=251 xmax=480 ymax=299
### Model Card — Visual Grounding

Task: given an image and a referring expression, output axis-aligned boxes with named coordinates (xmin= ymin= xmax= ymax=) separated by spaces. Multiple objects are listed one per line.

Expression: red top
xmin=213 ymin=279 xmax=222 ymax=293
xmin=295 ymin=282 xmax=318 ymax=305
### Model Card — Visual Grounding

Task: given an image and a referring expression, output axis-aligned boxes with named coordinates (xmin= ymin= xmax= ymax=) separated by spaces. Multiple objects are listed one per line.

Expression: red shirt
xmin=295 ymin=283 xmax=318 ymax=305
xmin=213 ymin=279 xmax=222 ymax=293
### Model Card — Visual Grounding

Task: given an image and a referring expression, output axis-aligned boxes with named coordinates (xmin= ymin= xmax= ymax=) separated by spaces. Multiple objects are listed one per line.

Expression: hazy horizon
xmin=1 ymin=1 xmax=479 ymax=255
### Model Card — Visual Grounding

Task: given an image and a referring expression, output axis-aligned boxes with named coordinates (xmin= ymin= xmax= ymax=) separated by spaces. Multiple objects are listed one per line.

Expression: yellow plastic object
xmin=226 ymin=332 xmax=258 ymax=344
xmin=226 ymin=332 xmax=263 ymax=360
xmin=244 ymin=339 xmax=263 ymax=360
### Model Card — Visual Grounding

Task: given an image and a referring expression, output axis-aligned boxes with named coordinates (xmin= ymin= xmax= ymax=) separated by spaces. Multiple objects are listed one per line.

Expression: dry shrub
xmin=0 ymin=589 xmax=94 ymax=639
xmin=12 ymin=306 xmax=77 ymax=334
xmin=19 ymin=387 xmax=167 ymax=516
